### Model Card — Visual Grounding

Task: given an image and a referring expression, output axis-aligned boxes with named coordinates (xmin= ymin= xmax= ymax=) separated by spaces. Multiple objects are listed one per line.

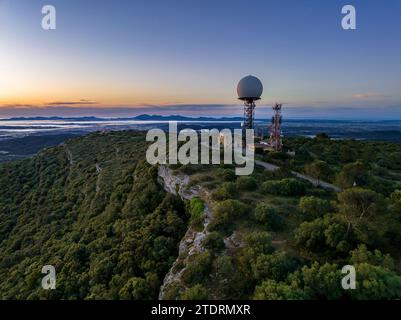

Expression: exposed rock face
xmin=157 ymin=165 xmax=191 ymax=199
xmin=157 ymin=165 xmax=212 ymax=300
xmin=223 ymin=230 xmax=244 ymax=253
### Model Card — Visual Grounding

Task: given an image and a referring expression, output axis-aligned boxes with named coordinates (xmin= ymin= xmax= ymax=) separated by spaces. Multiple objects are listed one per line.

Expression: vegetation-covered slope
xmin=165 ymin=136 xmax=401 ymax=300
xmin=2 ymin=131 xmax=401 ymax=300
xmin=0 ymin=131 xmax=187 ymax=299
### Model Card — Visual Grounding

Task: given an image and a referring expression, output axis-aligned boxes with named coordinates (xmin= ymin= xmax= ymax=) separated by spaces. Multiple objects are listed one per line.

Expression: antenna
xmin=268 ymin=103 xmax=283 ymax=151
xmin=237 ymin=75 xmax=263 ymax=130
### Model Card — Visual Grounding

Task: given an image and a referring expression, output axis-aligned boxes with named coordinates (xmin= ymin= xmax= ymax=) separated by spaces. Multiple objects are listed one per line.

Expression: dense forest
xmin=0 ymin=131 xmax=188 ymax=299
xmin=1 ymin=131 xmax=401 ymax=299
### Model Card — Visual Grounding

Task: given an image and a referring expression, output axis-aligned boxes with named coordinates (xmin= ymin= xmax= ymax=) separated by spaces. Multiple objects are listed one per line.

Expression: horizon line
xmin=1 ymin=114 xmax=401 ymax=122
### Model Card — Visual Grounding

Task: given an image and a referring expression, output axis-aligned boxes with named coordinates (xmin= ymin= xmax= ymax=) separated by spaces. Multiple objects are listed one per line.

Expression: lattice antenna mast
xmin=268 ymin=103 xmax=283 ymax=151
xmin=243 ymin=99 xmax=256 ymax=130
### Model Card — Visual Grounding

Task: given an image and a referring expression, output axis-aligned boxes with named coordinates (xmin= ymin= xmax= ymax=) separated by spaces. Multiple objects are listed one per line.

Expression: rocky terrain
xmin=157 ymin=165 xmax=214 ymax=299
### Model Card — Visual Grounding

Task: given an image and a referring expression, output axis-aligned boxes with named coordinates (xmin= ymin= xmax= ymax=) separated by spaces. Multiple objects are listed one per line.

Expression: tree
xmin=208 ymin=200 xmax=248 ymax=233
xmin=262 ymin=179 xmax=306 ymax=196
xmin=217 ymin=168 xmax=236 ymax=182
xmin=294 ymin=218 xmax=326 ymax=254
xmin=299 ymin=196 xmax=332 ymax=220
xmin=211 ymin=256 xmax=235 ymax=298
xmin=390 ymin=189 xmax=401 ymax=202
xmin=236 ymin=234 xmax=276 ymax=299
xmin=162 ymin=282 xmax=184 ymax=300
xmin=119 ymin=277 xmax=151 ymax=300
xmin=349 ymin=245 xmax=395 ymax=270
xmin=335 ymin=161 xmax=368 ymax=188
xmin=254 ymin=203 xmax=284 ymax=230
xmin=315 ymin=133 xmax=330 ymax=140
xmin=253 ymin=279 xmax=307 ymax=300
xmin=236 ymin=176 xmax=258 ymax=191
xmin=304 ymin=160 xmax=331 ymax=183
xmin=390 ymin=190 xmax=401 ymax=214
xmin=337 ymin=187 xmax=382 ymax=238
xmin=212 ymin=182 xmax=236 ymax=201
xmin=244 ymin=231 xmax=274 ymax=256
xmin=349 ymin=263 xmax=401 ymax=299
xmin=339 ymin=144 xmax=357 ymax=163
xmin=297 ymin=262 xmax=343 ymax=299
xmin=294 ymin=216 xmax=353 ymax=256
xmin=181 ymin=252 xmax=212 ymax=285
xmin=252 ymin=251 xmax=299 ymax=282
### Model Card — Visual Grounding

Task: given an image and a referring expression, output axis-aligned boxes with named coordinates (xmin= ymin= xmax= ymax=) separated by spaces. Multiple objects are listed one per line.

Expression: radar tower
xmin=237 ymin=75 xmax=263 ymax=130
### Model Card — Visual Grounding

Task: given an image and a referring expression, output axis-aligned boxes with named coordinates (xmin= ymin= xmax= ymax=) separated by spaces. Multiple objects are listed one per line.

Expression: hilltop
xmin=1 ymin=131 xmax=401 ymax=299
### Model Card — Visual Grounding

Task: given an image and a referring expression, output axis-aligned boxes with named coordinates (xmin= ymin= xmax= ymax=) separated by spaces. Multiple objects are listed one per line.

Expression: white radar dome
xmin=237 ymin=75 xmax=263 ymax=100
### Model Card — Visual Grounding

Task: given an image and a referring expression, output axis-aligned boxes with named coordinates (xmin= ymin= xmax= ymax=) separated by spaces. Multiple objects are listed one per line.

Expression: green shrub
xmin=119 ymin=277 xmax=151 ymax=300
xmin=304 ymin=160 xmax=331 ymax=182
xmin=349 ymin=245 xmax=395 ymax=270
xmin=252 ymin=251 xmax=299 ymax=282
xmin=189 ymin=197 xmax=204 ymax=226
xmin=236 ymin=176 xmax=258 ymax=191
xmin=182 ymin=252 xmax=212 ymax=285
xmin=212 ymin=182 xmax=236 ymax=200
xmin=349 ymin=264 xmax=401 ymax=299
xmin=335 ymin=161 xmax=369 ymax=189
xmin=298 ymin=196 xmax=331 ymax=220
xmin=163 ymin=283 xmax=184 ymax=300
xmin=180 ymin=284 xmax=209 ymax=300
xmin=262 ymin=178 xmax=306 ymax=196
xmin=217 ymin=168 xmax=236 ymax=182
xmin=203 ymin=231 xmax=225 ymax=253
xmin=208 ymin=200 xmax=248 ymax=233
xmin=253 ymin=280 xmax=307 ymax=300
xmin=244 ymin=231 xmax=274 ymax=256
xmin=294 ymin=216 xmax=354 ymax=256
xmin=254 ymin=203 xmax=284 ymax=230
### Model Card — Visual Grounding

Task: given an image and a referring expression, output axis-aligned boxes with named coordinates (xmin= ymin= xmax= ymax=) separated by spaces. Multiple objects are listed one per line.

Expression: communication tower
xmin=268 ymin=103 xmax=283 ymax=151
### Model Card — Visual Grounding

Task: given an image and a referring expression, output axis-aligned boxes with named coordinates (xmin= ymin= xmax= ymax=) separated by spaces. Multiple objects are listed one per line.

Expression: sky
xmin=1 ymin=0 xmax=401 ymax=119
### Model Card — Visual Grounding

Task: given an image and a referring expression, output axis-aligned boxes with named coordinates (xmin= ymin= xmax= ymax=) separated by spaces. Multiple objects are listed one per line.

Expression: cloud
xmin=46 ymin=99 xmax=99 ymax=105
xmin=0 ymin=104 xmax=36 ymax=108
xmin=352 ymin=92 xmax=383 ymax=99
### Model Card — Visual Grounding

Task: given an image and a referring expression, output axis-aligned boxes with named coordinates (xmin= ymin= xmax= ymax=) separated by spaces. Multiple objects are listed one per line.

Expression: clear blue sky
xmin=1 ymin=0 xmax=401 ymax=119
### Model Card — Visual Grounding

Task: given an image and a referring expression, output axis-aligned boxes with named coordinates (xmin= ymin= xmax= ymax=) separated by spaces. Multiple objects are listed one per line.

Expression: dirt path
xmin=255 ymin=159 xmax=280 ymax=171
xmin=201 ymin=141 xmax=341 ymax=192
xmin=291 ymin=171 xmax=341 ymax=192
xmin=255 ymin=159 xmax=341 ymax=192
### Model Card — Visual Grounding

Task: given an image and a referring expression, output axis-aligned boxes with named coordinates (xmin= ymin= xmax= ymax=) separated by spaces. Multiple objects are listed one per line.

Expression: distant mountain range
xmin=2 ymin=114 xmax=401 ymax=124
xmin=1 ymin=114 xmax=244 ymax=122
